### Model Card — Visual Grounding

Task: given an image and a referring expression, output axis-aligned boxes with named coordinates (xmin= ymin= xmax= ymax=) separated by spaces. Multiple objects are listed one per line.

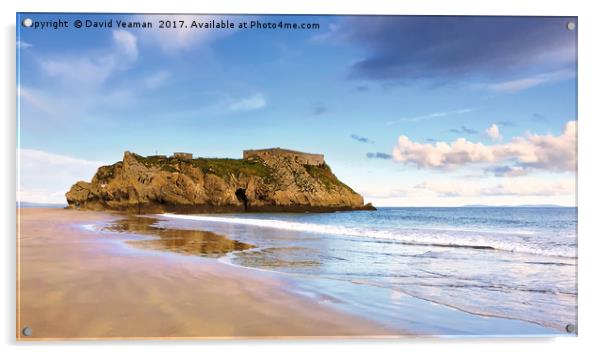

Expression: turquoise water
xmin=159 ymin=207 xmax=577 ymax=335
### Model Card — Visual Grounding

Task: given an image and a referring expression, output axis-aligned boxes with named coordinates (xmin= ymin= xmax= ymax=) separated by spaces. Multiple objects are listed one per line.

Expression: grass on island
xmin=303 ymin=164 xmax=355 ymax=192
xmin=132 ymin=154 xmax=274 ymax=180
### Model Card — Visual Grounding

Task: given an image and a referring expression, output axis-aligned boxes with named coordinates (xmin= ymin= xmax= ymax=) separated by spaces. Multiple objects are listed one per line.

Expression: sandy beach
xmin=16 ymin=208 xmax=394 ymax=340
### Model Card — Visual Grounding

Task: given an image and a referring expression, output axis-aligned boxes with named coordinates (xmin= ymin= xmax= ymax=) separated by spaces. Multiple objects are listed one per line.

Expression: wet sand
xmin=103 ymin=215 xmax=255 ymax=257
xmin=17 ymin=208 xmax=395 ymax=340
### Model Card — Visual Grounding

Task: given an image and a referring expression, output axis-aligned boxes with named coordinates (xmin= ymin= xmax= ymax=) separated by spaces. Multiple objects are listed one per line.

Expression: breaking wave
xmin=161 ymin=213 xmax=574 ymax=258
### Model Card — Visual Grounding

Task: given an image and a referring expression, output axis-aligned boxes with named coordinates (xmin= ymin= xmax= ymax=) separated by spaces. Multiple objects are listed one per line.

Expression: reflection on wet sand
xmin=103 ymin=215 xmax=254 ymax=257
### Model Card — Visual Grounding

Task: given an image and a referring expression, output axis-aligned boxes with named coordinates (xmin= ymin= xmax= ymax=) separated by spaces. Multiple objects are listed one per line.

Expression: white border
xmin=2 ymin=1 xmax=601 ymax=353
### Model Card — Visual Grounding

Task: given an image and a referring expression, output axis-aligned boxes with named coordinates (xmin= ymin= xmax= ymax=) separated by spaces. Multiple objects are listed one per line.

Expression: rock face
xmin=65 ymin=151 xmax=375 ymax=213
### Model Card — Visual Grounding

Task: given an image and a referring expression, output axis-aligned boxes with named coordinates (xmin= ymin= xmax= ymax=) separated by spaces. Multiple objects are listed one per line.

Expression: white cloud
xmin=499 ymin=121 xmax=577 ymax=171
xmin=25 ymin=30 xmax=144 ymax=123
xmin=488 ymin=70 xmax=575 ymax=93
xmin=485 ymin=123 xmax=502 ymax=141
xmin=17 ymin=40 xmax=32 ymax=49
xmin=40 ymin=56 xmax=115 ymax=87
xmin=357 ymin=186 xmax=419 ymax=199
xmin=415 ymin=179 xmax=575 ymax=197
xmin=112 ymin=29 xmax=138 ymax=61
xmin=392 ymin=120 xmax=576 ymax=172
xmin=39 ymin=29 xmax=138 ymax=87
xmin=18 ymin=86 xmax=57 ymax=116
xmin=228 ymin=93 xmax=266 ymax=112
xmin=360 ymin=178 xmax=576 ymax=207
xmin=310 ymin=23 xmax=341 ymax=42
xmin=386 ymin=108 xmax=473 ymax=125
xmin=393 ymin=136 xmax=496 ymax=168
xmin=19 ymin=84 xmax=137 ymax=124
xmin=143 ymin=71 xmax=170 ymax=89
xmin=18 ymin=149 xmax=103 ymax=204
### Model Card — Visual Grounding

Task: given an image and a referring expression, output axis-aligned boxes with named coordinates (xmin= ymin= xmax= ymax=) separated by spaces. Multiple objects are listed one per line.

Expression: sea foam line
xmin=161 ymin=213 xmax=575 ymax=258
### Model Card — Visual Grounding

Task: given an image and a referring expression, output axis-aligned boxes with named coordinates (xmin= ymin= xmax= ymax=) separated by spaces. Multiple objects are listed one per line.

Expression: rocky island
xmin=66 ymin=148 xmax=375 ymax=213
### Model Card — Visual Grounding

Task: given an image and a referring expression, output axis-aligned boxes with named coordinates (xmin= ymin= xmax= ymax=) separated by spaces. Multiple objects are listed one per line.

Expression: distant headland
xmin=66 ymin=148 xmax=375 ymax=213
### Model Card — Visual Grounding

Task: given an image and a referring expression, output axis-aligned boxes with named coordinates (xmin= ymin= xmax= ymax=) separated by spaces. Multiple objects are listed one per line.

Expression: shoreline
xmin=64 ymin=203 xmax=377 ymax=214
xmin=17 ymin=208 xmax=400 ymax=340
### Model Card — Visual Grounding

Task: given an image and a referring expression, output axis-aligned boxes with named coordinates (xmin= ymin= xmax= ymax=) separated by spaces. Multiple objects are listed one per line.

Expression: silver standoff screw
xmin=565 ymin=323 xmax=576 ymax=333
xmin=566 ymin=21 xmax=576 ymax=31
xmin=21 ymin=326 xmax=32 ymax=337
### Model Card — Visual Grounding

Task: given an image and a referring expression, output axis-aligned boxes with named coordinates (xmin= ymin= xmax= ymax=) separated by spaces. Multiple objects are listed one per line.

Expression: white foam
xmin=80 ymin=224 xmax=97 ymax=232
xmin=161 ymin=213 xmax=575 ymax=258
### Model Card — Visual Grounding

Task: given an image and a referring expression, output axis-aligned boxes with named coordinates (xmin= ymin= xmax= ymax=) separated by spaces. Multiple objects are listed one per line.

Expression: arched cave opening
xmin=235 ymin=188 xmax=248 ymax=210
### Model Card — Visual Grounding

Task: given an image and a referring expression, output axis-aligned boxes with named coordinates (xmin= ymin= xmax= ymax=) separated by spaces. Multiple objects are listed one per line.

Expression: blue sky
xmin=17 ymin=14 xmax=577 ymax=206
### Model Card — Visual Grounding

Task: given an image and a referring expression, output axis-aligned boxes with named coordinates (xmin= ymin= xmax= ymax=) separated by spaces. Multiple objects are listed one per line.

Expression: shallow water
xmin=102 ymin=215 xmax=254 ymax=257
xmin=157 ymin=207 xmax=577 ymax=335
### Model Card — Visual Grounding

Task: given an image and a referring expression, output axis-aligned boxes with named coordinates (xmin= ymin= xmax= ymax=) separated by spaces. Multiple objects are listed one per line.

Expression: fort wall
xmin=172 ymin=152 xmax=193 ymax=159
xmin=243 ymin=148 xmax=324 ymax=166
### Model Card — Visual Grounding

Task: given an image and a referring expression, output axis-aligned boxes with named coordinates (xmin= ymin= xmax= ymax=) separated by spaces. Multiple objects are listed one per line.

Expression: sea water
xmin=159 ymin=207 xmax=577 ymax=335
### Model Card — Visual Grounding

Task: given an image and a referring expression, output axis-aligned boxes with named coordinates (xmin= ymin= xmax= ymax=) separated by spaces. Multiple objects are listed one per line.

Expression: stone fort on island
xmin=243 ymin=148 xmax=324 ymax=166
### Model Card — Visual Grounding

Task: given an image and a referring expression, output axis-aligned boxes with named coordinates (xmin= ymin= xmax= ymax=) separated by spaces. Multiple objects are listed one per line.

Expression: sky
xmin=17 ymin=14 xmax=577 ymax=206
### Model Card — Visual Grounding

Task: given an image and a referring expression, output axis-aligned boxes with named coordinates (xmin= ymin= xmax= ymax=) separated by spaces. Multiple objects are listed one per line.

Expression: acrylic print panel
xmin=16 ymin=13 xmax=577 ymax=339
